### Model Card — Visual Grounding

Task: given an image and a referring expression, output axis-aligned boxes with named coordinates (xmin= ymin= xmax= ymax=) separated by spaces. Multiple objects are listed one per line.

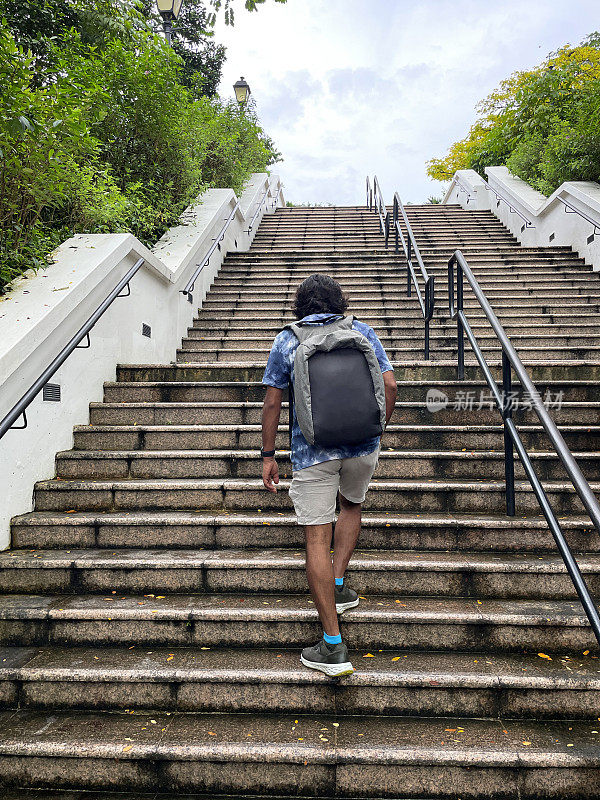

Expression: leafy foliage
xmin=206 ymin=0 xmax=287 ymax=27
xmin=0 ymin=0 xmax=280 ymax=292
xmin=427 ymin=33 xmax=600 ymax=195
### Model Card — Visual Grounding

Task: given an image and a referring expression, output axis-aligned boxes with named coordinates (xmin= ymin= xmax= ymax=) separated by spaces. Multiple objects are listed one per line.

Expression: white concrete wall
xmin=442 ymin=167 xmax=600 ymax=269
xmin=0 ymin=173 xmax=284 ymax=549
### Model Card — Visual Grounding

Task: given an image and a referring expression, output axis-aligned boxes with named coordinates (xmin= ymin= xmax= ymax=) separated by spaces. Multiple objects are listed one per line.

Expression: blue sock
xmin=323 ymin=631 xmax=342 ymax=645
xmin=335 ymin=577 xmax=344 ymax=587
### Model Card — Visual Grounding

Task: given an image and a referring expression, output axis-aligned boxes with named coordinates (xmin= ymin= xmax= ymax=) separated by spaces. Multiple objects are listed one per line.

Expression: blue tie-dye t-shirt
xmin=262 ymin=313 xmax=394 ymax=471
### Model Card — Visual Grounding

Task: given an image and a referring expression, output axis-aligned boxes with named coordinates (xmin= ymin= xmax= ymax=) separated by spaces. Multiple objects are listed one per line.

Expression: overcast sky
xmin=215 ymin=0 xmax=597 ymax=206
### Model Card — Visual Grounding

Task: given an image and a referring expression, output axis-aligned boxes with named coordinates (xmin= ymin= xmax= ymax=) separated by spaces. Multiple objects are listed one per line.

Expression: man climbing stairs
xmin=1 ymin=202 xmax=600 ymax=798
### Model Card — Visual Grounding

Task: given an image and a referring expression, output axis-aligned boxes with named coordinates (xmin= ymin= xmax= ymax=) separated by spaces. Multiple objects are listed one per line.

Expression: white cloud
xmin=216 ymin=0 xmax=598 ymax=204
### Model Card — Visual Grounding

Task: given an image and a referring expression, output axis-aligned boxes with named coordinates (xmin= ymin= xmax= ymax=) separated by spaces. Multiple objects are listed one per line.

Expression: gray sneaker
xmin=335 ymin=584 xmax=359 ymax=613
xmin=300 ymin=638 xmax=355 ymax=677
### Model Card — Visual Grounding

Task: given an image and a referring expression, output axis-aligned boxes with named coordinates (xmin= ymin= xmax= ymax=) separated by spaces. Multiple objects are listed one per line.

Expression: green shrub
xmin=0 ymin=1 xmax=280 ymax=293
xmin=428 ymin=33 xmax=600 ymax=194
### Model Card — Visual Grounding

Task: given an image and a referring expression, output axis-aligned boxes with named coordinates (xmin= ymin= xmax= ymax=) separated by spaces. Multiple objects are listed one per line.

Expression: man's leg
xmin=332 ymin=494 xmax=362 ymax=579
xmin=292 ymin=461 xmax=354 ymax=676
xmin=304 ymin=523 xmax=339 ymax=636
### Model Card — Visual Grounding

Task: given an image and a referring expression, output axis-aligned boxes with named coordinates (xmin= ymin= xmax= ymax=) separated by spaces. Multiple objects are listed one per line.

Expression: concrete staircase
xmin=2 ymin=204 xmax=600 ymax=798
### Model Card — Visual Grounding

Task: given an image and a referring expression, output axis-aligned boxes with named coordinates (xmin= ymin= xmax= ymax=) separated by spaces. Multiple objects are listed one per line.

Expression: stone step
xmin=227 ymin=243 xmax=576 ymax=253
xmin=199 ymin=295 xmax=600 ymax=308
xmin=115 ymin=362 xmax=600 ymax=382
xmin=103 ymin=379 xmax=600 ymax=403
xmin=54 ymin=448 xmax=600 ymax=482
xmin=246 ymin=240 xmax=531 ymax=251
xmin=186 ymin=330 xmax=600 ymax=347
xmin=222 ymin=263 xmax=587 ymax=276
xmin=181 ymin=333 xmax=600 ymax=350
xmin=191 ymin=310 xmax=600 ymax=325
xmin=237 ymin=241 xmax=517 ymax=253
xmin=213 ymin=278 xmax=598 ymax=293
xmin=218 ymin=260 xmax=594 ymax=272
xmin=1 ymin=793 xmax=179 ymax=800
xmin=88 ymin=400 xmax=600 ymax=426
xmin=11 ymin=511 xmax=597 ymax=553
xmin=201 ymin=292 xmax=600 ymax=307
xmin=224 ymin=244 xmax=577 ymax=256
xmin=2 ymin=548 xmax=600 ymax=600
xmin=209 ymin=278 xmax=600 ymax=293
xmin=251 ymin=229 xmax=515 ymax=237
xmin=195 ymin=304 xmax=600 ymax=320
xmin=188 ymin=323 xmax=600 ymax=338
xmin=175 ymin=346 xmax=600 ymax=363
xmin=0 ymin=709 xmax=598 ymax=797
xmin=0 ymin=592 xmax=594 ymax=652
xmin=32 ymin=476 xmax=600 ymax=515
xmin=1 ymin=646 xmax=598 ymax=718
xmin=217 ymin=267 xmax=587 ymax=280
xmin=70 ymin=422 xmax=600 ymax=452
xmin=193 ymin=312 xmax=600 ymax=330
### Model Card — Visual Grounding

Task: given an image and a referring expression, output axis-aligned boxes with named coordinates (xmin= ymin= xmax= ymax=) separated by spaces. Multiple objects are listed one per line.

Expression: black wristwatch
xmin=260 ymin=449 xmax=276 ymax=458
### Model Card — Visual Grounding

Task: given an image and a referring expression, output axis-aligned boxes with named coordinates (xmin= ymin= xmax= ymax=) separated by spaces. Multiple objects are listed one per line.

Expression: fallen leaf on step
xmin=537 ymin=653 xmax=552 ymax=660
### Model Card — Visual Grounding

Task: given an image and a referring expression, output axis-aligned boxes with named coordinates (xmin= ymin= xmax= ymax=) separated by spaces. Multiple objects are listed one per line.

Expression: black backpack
xmin=283 ymin=315 xmax=386 ymax=447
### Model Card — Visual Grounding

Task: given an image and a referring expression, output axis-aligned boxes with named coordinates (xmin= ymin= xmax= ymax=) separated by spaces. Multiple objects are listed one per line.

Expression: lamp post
xmin=156 ymin=0 xmax=183 ymax=46
xmin=233 ymin=76 xmax=251 ymax=107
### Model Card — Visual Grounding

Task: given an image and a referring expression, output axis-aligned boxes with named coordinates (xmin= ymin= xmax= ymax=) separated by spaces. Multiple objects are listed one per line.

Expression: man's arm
xmin=261 ymin=386 xmax=283 ymax=492
xmin=383 ymin=370 xmax=397 ymax=424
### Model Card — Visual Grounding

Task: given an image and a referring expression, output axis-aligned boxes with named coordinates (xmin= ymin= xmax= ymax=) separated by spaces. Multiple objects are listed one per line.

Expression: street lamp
xmin=233 ymin=76 xmax=251 ymax=106
xmin=156 ymin=0 xmax=183 ymax=46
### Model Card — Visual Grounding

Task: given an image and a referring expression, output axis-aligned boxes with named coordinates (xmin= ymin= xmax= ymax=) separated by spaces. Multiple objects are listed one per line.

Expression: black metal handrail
xmin=448 ymin=248 xmax=600 ymax=646
xmin=0 ymin=256 xmax=146 ymax=440
xmin=181 ymin=201 xmax=240 ymax=301
xmin=392 ymin=192 xmax=435 ymax=359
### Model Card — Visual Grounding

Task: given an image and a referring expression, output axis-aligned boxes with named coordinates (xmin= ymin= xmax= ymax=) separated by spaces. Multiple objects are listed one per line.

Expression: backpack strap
xmin=283 ymin=314 xmax=354 ymax=343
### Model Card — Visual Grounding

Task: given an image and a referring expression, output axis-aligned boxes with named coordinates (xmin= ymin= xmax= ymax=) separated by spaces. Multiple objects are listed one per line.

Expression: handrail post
xmin=393 ymin=196 xmax=399 ymax=253
xmin=384 ymin=211 xmax=390 ymax=249
xmin=406 ymin=238 xmax=412 ymax=297
xmin=424 ymin=279 xmax=432 ymax=360
xmin=456 ymin=262 xmax=465 ymax=380
xmin=502 ymin=350 xmax=516 ymax=516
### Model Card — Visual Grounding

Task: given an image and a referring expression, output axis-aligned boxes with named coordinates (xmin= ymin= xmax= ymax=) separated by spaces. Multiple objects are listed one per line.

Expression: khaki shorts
xmin=289 ymin=447 xmax=380 ymax=526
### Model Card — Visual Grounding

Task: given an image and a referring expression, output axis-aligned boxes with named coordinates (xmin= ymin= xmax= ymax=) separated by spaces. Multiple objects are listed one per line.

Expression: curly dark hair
xmin=292 ymin=274 xmax=349 ymax=320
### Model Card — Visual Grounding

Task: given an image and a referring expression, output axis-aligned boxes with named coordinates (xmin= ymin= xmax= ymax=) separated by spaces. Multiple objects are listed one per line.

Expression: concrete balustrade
xmin=443 ymin=166 xmax=600 ymax=269
xmin=0 ymin=173 xmax=284 ymax=549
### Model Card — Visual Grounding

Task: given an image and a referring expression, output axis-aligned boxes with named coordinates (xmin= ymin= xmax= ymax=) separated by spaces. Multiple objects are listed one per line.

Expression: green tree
xmin=0 ymin=0 xmax=281 ymax=292
xmin=427 ymin=33 xmax=600 ymax=195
